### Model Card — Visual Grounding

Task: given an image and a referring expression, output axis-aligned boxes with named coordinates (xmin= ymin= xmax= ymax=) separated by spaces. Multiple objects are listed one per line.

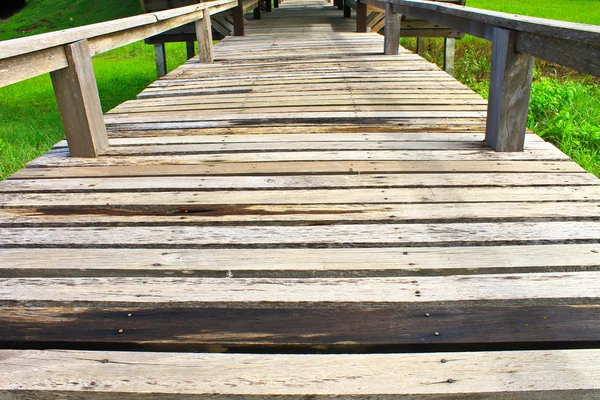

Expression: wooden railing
xmin=0 ymin=0 xmax=241 ymax=157
xmin=345 ymin=0 xmax=600 ymax=151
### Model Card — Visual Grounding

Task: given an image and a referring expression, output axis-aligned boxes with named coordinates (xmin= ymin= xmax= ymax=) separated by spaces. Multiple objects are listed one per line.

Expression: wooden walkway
xmin=1 ymin=0 xmax=600 ymax=397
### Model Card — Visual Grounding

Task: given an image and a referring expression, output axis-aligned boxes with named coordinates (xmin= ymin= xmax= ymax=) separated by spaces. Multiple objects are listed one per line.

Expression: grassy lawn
xmin=0 ymin=0 xmax=599 ymax=179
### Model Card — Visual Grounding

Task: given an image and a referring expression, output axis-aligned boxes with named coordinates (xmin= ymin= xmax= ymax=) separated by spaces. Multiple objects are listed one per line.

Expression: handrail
xmin=357 ymin=0 xmax=600 ymax=77
xmin=0 ymin=0 xmax=238 ymax=88
xmin=0 ymin=0 xmax=243 ymax=158
xmin=346 ymin=0 xmax=599 ymax=152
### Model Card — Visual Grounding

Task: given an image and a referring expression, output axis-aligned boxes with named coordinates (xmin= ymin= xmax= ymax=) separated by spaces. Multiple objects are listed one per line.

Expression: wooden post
xmin=383 ymin=3 xmax=401 ymax=55
xmin=356 ymin=0 xmax=367 ymax=32
xmin=443 ymin=38 xmax=455 ymax=75
xmin=265 ymin=0 xmax=272 ymax=12
xmin=254 ymin=0 xmax=262 ymax=19
xmin=343 ymin=2 xmax=351 ymax=18
xmin=485 ymin=27 xmax=534 ymax=152
xmin=153 ymin=43 xmax=167 ymax=77
xmin=334 ymin=0 xmax=340 ymax=8
xmin=274 ymin=0 xmax=279 ymax=8
xmin=337 ymin=0 xmax=344 ymax=11
xmin=186 ymin=41 xmax=195 ymax=59
xmin=416 ymin=37 xmax=425 ymax=56
xmin=195 ymin=11 xmax=214 ymax=63
xmin=50 ymin=40 xmax=109 ymax=158
xmin=233 ymin=0 xmax=245 ymax=36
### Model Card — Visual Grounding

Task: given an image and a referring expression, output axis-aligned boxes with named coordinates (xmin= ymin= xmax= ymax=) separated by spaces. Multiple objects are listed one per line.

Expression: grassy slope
xmin=402 ymin=0 xmax=600 ymax=176
xmin=0 ymin=0 xmax=190 ymax=179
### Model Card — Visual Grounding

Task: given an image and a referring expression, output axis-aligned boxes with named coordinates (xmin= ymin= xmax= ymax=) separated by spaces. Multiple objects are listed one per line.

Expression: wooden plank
xmin=1 ymin=202 xmax=600 ymax=229
xmin=1 ymin=272 xmax=599 ymax=302
xmin=2 ymin=244 xmax=599 ymax=276
xmin=2 ymin=349 xmax=599 ymax=398
xmin=49 ymin=40 xmax=109 ymax=158
xmin=2 ymin=221 xmax=600 ymax=247
xmin=0 ymin=47 xmax=67 ymax=88
xmin=8 ymin=160 xmax=585 ymax=180
xmin=485 ymin=27 xmax=534 ymax=152
xmin=3 ymin=173 xmax=597 ymax=193
xmin=1 ymin=304 xmax=599 ymax=352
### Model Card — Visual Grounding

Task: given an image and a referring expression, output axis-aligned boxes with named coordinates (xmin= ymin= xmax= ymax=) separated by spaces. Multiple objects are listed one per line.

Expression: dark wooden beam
xmin=233 ymin=0 xmax=245 ymax=36
xmin=357 ymin=0 xmax=368 ymax=32
xmin=254 ymin=0 xmax=262 ymax=20
xmin=485 ymin=27 xmax=534 ymax=152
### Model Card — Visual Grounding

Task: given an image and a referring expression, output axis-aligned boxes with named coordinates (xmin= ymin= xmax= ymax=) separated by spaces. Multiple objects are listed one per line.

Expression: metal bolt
xmin=118 ymin=329 xmax=124 ymax=334
xmin=434 ymin=332 xmax=440 ymax=336
xmin=101 ymin=359 xmax=109 ymax=364
xmin=415 ymin=290 xmax=421 ymax=294
xmin=127 ymin=313 xmax=132 ymax=317
xmin=447 ymin=378 xmax=455 ymax=383
xmin=90 ymin=381 xmax=97 ymax=386
xmin=425 ymin=313 xmax=431 ymax=317
xmin=440 ymin=359 xmax=447 ymax=363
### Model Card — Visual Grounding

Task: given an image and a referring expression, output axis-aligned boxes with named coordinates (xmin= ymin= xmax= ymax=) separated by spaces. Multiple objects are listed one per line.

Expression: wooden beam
xmin=344 ymin=1 xmax=351 ymax=18
xmin=254 ymin=0 xmax=262 ymax=19
xmin=357 ymin=0 xmax=368 ymax=32
xmin=274 ymin=0 xmax=279 ymax=9
xmin=195 ymin=12 xmax=214 ymax=63
xmin=265 ymin=0 xmax=272 ymax=12
xmin=185 ymin=40 xmax=195 ymax=59
xmin=337 ymin=0 xmax=344 ymax=11
xmin=444 ymin=37 xmax=455 ymax=75
xmin=153 ymin=43 xmax=167 ymax=78
xmin=383 ymin=3 xmax=401 ymax=55
xmin=233 ymin=0 xmax=245 ymax=36
xmin=49 ymin=40 xmax=109 ymax=158
xmin=485 ymin=27 xmax=534 ymax=152
xmin=416 ymin=36 xmax=425 ymax=55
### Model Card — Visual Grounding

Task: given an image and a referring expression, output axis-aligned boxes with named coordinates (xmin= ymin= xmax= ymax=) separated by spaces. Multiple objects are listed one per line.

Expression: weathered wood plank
xmin=195 ymin=12 xmax=214 ymax=63
xmin=2 ymin=244 xmax=599 ymax=277
xmin=2 ymin=349 xmax=599 ymax=398
xmin=2 ymin=221 xmax=600 ymax=247
xmin=9 ymin=160 xmax=585 ymax=180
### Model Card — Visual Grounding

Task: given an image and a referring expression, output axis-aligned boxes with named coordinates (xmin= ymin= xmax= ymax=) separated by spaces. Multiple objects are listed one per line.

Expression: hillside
xmin=0 ymin=0 xmax=142 ymax=41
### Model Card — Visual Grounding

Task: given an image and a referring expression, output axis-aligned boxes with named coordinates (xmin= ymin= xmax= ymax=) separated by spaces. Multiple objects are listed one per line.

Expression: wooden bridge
xmin=1 ymin=0 xmax=600 ymax=397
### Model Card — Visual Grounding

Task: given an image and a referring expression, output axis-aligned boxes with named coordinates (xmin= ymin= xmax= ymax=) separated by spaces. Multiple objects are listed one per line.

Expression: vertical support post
xmin=343 ymin=2 xmax=351 ymax=18
xmin=334 ymin=0 xmax=340 ymax=8
xmin=195 ymin=10 xmax=214 ymax=63
xmin=265 ymin=0 xmax=272 ymax=12
xmin=50 ymin=39 xmax=108 ymax=158
xmin=254 ymin=0 xmax=262 ymax=20
xmin=383 ymin=3 xmax=401 ymax=55
xmin=485 ymin=27 xmax=534 ymax=152
xmin=186 ymin=41 xmax=195 ymax=59
xmin=443 ymin=37 xmax=455 ymax=75
xmin=233 ymin=0 xmax=245 ymax=36
xmin=153 ymin=43 xmax=167 ymax=77
xmin=337 ymin=0 xmax=344 ymax=11
xmin=356 ymin=0 xmax=367 ymax=32
xmin=416 ymin=37 xmax=425 ymax=55
xmin=274 ymin=0 xmax=279 ymax=8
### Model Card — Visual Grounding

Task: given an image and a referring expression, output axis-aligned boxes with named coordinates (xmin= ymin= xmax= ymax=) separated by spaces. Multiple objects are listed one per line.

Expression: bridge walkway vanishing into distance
xmin=1 ymin=0 xmax=600 ymax=397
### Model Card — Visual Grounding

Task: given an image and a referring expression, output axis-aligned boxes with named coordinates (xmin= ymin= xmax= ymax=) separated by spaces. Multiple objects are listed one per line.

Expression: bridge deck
xmin=1 ymin=0 xmax=600 ymax=397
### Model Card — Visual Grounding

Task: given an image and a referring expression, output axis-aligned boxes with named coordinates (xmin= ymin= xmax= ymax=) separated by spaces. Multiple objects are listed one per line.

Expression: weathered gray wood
xmin=49 ymin=40 xmax=109 ymax=158
xmin=485 ymin=27 xmax=534 ymax=152
xmin=153 ymin=43 xmax=167 ymax=78
xmin=195 ymin=12 xmax=214 ymax=63
xmin=443 ymin=37 xmax=455 ymax=75
xmin=416 ymin=37 xmax=425 ymax=55
xmin=383 ymin=4 xmax=402 ymax=55
xmin=2 ymin=349 xmax=600 ymax=398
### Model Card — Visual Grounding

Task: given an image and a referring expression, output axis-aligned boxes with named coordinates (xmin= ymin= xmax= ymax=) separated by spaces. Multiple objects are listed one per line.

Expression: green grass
xmin=0 ymin=0 xmax=193 ymax=179
xmin=401 ymin=0 xmax=600 ymax=176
